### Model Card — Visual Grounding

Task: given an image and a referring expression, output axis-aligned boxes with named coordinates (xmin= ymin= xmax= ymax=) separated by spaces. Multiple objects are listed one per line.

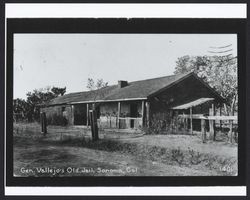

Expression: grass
xmin=13 ymin=123 xmax=238 ymax=176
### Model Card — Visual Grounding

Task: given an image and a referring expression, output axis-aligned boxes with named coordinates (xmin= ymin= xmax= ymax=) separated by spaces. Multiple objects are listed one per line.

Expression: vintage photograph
xmin=13 ymin=33 xmax=238 ymax=177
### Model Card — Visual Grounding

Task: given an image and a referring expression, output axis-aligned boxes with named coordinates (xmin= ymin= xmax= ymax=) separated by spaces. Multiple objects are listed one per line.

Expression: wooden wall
xmin=41 ymin=105 xmax=74 ymax=125
xmin=150 ymin=75 xmax=221 ymax=116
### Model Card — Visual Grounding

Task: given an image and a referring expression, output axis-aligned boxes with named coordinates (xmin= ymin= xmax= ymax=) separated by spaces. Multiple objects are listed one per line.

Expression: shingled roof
xmin=47 ymin=72 xmax=207 ymax=106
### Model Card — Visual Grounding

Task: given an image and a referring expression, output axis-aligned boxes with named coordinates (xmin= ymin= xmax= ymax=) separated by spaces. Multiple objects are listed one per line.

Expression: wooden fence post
xmin=89 ymin=110 xmax=99 ymax=141
xmin=209 ymin=103 xmax=215 ymax=140
xmin=219 ymin=106 xmax=222 ymax=130
xmin=40 ymin=112 xmax=47 ymax=135
xmin=184 ymin=117 xmax=187 ymax=132
xmin=229 ymin=120 xmax=233 ymax=143
xmin=71 ymin=105 xmax=75 ymax=125
xmin=201 ymin=118 xmax=206 ymax=143
xmin=141 ymin=100 xmax=145 ymax=127
xmin=190 ymin=107 xmax=193 ymax=135
xmin=86 ymin=103 xmax=89 ymax=127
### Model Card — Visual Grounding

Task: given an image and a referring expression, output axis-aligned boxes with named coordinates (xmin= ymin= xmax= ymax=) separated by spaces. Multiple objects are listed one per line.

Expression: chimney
xmin=118 ymin=80 xmax=128 ymax=88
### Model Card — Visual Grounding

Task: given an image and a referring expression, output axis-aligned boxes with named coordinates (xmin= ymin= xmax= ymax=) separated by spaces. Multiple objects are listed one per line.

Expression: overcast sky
xmin=14 ymin=34 xmax=237 ymax=99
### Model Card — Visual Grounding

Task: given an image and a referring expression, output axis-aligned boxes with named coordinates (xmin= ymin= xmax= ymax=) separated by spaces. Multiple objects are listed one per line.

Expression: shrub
xmin=47 ymin=114 xmax=68 ymax=126
xmin=171 ymin=147 xmax=185 ymax=165
xmin=188 ymin=148 xmax=203 ymax=165
xmin=143 ymin=113 xmax=172 ymax=134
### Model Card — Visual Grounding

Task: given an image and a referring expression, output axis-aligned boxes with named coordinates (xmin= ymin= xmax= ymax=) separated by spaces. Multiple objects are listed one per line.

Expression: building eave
xmin=69 ymin=97 xmax=148 ymax=105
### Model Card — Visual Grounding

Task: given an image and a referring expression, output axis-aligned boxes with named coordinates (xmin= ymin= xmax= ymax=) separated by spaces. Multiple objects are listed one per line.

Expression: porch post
xmin=229 ymin=120 xmax=233 ymax=143
xmin=146 ymin=101 xmax=150 ymax=128
xmin=118 ymin=102 xmax=121 ymax=129
xmin=86 ymin=103 xmax=89 ymax=127
xmin=183 ymin=111 xmax=187 ymax=131
xmin=219 ymin=105 xmax=222 ymax=129
xmin=209 ymin=103 xmax=215 ymax=140
xmin=71 ymin=105 xmax=75 ymax=125
xmin=190 ymin=107 xmax=193 ymax=135
xmin=141 ymin=100 xmax=145 ymax=127
xmin=201 ymin=118 xmax=206 ymax=143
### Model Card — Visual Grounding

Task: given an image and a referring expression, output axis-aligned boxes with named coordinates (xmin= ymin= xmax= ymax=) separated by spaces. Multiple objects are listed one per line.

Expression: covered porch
xmin=171 ymin=97 xmax=217 ymax=134
xmin=70 ymin=99 xmax=150 ymax=130
xmin=170 ymin=97 xmax=237 ymax=142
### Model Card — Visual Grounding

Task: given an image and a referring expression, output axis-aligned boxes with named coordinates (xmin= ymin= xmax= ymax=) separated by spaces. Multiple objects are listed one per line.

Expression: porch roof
xmin=171 ymin=98 xmax=214 ymax=110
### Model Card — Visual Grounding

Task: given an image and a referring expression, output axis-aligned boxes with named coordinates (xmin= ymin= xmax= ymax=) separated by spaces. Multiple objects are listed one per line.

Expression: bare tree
xmin=86 ymin=78 xmax=108 ymax=141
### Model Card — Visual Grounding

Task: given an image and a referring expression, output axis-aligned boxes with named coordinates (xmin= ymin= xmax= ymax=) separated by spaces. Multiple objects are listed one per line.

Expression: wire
xmin=209 ymin=44 xmax=232 ymax=49
xmin=207 ymin=49 xmax=233 ymax=54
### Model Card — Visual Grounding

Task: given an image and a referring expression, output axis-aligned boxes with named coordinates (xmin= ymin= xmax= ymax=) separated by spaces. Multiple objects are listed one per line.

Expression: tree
xmin=51 ymin=87 xmax=66 ymax=96
xmin=86 ymin=78 xmax=108 ymax=141
xmin=13 ymin=98 xmax=29 ymax=122
xmin=13 ymin=86 xmax=67 ymax=122
xmin=87 ymin=78 xmax=108 ymax=91
xmin=174 ymin=55 xmax=237 ymax=115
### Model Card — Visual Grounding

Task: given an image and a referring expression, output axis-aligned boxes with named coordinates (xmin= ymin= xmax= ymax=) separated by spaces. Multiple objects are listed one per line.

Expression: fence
xmin=178 ymin=114 xmax=237 ymax=143
xmin=99 ymin=116 xmax=142 ymax=129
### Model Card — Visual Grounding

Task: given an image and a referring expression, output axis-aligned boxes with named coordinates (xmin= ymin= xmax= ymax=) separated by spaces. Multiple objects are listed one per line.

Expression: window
xmin=62 ymin=107 xmax=66 ymax=112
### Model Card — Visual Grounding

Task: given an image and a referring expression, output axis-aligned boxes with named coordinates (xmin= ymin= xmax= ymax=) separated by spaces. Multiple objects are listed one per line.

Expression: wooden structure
xmin=178 ymin=114 xmax=237 ymax=143
xmin=40 ymin=112 xmax=47 ymax=135
xmin=172 ymin=98 xmax=215 ymax=135
xmin=89 ymin=110 xmax=99 ymax=141
xmin=41 ymin=72 xmax=225 ymax=131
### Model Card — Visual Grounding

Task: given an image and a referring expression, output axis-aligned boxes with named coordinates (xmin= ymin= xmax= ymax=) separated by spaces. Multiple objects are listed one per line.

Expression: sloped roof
xmin=171 ymin=98 xmax=214 ymax=110
xmin=47 ymin=72 xmax=218 ymax=106
xmin=47 ymin=85 xmax=118 ymax=105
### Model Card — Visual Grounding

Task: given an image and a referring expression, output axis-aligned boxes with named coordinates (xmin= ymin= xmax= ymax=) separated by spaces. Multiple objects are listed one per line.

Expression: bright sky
xmin=13 ymin=34 xmax=237 ymax=99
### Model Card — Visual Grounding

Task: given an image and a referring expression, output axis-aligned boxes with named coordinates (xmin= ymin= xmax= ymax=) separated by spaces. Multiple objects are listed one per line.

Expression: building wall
xmin=41 ymin=75 xmax=220 ymax=130
xmin=147 ymin=75 xmax=221 ymax=131
xmin=149 ymin=75 xmax=220 ymax=116
xmin=41 ymin=105 xmax=74 ymax=125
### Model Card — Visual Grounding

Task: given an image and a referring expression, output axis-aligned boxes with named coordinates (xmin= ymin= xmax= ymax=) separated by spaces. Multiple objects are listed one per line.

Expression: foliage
xmin=86 ymin=78 xmax=108 ymax=110
xmin=188 ymin=148 xmax=203 ymax=165
xmin=171 ymin=147 xmax=185 ymax=165
xmin=144 ymin=113 xmax=172 ymax=134
xmin=86 ymin=78 xmax=108 ymax=140
xmin=51 ymin=87 xmax=66 ymax=96
xmin=87 ymin=78 xmax=108 ymax=91
xmin=174 ymin=55 xmax=237 ymax=115
xmin=13 ymin=86 xmax=67 ymax=122
xmin=13 ymin=98 xmax=29 ymax=122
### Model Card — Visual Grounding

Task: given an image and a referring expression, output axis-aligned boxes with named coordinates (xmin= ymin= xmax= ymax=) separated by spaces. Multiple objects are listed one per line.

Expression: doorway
xmin=130 ymin=103 xmax=138 ymax=118
xmin=74 ymin=104 xmax=87 ymax=125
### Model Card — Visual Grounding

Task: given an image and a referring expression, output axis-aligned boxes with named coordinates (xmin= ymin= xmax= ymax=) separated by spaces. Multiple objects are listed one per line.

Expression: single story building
xmin=41 ymin=72 xmax=224 ymax=130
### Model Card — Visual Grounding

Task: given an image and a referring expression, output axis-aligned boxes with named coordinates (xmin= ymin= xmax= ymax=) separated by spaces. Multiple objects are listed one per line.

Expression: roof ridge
xmin=60 ymin=72 xmax=191 ymax=96
xmin=62 ymin=84 xmax=116 ymax=96
xmin=128 ymin=72 xmax=191 ymax=84
xmin=48 ymin=72 xmax=194 ymax=105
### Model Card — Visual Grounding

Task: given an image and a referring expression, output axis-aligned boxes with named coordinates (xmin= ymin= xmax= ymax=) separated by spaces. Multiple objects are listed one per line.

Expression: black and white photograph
xmin=12 ymin=32 xmax=238 ymax=177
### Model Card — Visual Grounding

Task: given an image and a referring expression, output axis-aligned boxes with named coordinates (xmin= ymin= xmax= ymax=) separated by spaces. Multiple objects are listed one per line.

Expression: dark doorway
xmin=130 ymin=103 xmax=138 ymax=118
xmin=74 ymin=104 xmax=87 ymax=125
xmin=130 ymin=119 xmax=135 ymax=128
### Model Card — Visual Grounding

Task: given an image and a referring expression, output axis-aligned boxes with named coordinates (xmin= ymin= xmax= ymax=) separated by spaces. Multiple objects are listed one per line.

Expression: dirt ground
xmin=13 ymin=123 xmax=238 ymax=177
